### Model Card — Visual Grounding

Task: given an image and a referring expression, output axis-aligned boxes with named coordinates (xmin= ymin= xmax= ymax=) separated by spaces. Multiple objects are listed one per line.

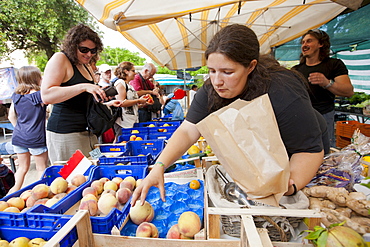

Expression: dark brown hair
xmin=61 ymin=24 xmax=103 ymax=65
xmin=299 ymin=29 xmax=330 ymax=64
xmin=15 ymin=66 xmax=42 ymax=95
xmin=114 ymin=61 xmax=134 ymax=81
xmin=205 ymin=24 xmax=286 ymax=112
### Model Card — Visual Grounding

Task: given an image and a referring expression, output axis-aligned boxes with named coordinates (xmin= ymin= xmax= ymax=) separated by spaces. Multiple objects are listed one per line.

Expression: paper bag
xmin=196 ymin=94 xmax=290 ymax=207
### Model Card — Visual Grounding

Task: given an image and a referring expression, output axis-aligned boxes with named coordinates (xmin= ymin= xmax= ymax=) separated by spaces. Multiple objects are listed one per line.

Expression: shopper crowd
xmin=2 ymin=23 xmax=353 ymax=201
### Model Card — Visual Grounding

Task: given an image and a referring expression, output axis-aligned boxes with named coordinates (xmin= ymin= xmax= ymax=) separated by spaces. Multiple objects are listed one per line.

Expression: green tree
xmin=98 ymin=47 xmax=146 ymax=67
xmin=0 ymin=0 xmax=97 ymax=65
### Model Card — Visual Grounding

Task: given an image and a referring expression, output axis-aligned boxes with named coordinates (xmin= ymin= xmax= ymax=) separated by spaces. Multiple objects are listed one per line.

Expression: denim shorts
xmin=13 ymin=145 xmax=47 ymax=156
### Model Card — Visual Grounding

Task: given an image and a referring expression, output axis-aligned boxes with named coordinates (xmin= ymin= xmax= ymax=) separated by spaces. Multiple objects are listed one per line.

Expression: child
xmin=7 ymin=66 xmax=48 ymax=194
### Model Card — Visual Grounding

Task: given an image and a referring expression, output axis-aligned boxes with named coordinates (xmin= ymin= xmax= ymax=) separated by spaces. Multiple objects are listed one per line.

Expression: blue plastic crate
xmin=0 ymin=217 xmax=77 ymax=247
xmin=27 ymin=165 xmax=148 ymax=234
xmin=147 ymin=126 xmax=177 ymax=134
xmin=122 ymin=140 xmax=165 ymax=161
xmin=134 ymin=121 xmax=181 ymax=128
xmin=121 ymin=127 xmax=149 ymax=136
xmin=148 ymin=131 xmax=174 ymax=140
xmin=117 ymin=133 xmax=148 ymax=143
xmin=98 ymin=154 xmax=151 ymax=166
xmin=0 ymin=165 xmax=95 ymax=228
xmin=98 ymin=144 xmax=127 ymax=153
xmin=120 ymin=180 xmax=204 ymax=238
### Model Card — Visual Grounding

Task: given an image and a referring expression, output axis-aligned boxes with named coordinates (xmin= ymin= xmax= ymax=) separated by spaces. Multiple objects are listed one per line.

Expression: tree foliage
xmin=98 ymin=47 xmax=146 ymax=67
xmin=0 ymin=0 xmax=97 ymax=62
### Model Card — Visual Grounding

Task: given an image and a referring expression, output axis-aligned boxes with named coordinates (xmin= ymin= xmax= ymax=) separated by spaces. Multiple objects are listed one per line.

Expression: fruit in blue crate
xmin=81 ymin=194 xmax=98 ymax=203
xmin=116 ymin=188 xmax=132 ymax=204
xmin=120 ymin=180 xmax=134 ymax=191
xmin=178 ymin=211 xmax=201 ymax=238
xmin=3 ymin=207 xmax=20 ymax=213
xmin=79 ymin=199 xmax=98 ymax=216
xmin=136 ymin=222 xmax=159 ymax=238
xmin=135 ymin=136 xmax=143 ymax=141
xmin=19 ymin=190 xmax=32 ymax=202
xmin=0 ymin=201 xmax=9 ymax=211
xmin=189 ymin=180 xmax=200 ymax=190
xmin=91 ymin=180 xmax=104 ymax=195
xmin=132 ymin=130 xmax=140 ymax=134
xmin=130 ymin=135 xmax=137 ymax=141
xmin=82 ymin=187 xmax=98 ymax=198
xmin=71 ymin=174 xmax=87 ymax=187
xmin=104 ymin=181 xmax=118 ymax=192
xmin=166 ymin=224 xmax=181 ymax=239
xmin=112 ymin=177 xmax=123 ymax=186
xmin=98 ymin=193 xmax=118 ymax=215
xmin=123 ymin=176 xmax=136 ymax=189
xmin=50 ymin=177 xmax=68 ymax=194
xmin=148 ymin=124 xmax=155 ymax=127
xmin=9 ymin=237 xmax=29 ymax=247
xmin=162 ymin=123 xmax=170 ymax=127
xmin=129 ymin=200 xmax=154 ymax=225
xmin=187 ymin=145 xmax=200 ymax=155
xmin=28 ymin=238 xmax=46 ymax=247
xmin=31 ymin=184 xmax=50 ymax=200
xmin=65 ymin=185 xmax=77 ymax=194
xmin=0 ymin=239 xmax=9 ymax=246
xmin=7 ymin=197 xmax=25 ymax=211
xmin=135 ymin=179 xmax=143 ymax=188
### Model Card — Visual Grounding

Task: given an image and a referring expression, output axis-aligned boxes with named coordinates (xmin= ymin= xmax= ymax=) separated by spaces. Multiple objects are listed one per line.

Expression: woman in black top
xmin=132 ymin=24 xmax=328 ymax=205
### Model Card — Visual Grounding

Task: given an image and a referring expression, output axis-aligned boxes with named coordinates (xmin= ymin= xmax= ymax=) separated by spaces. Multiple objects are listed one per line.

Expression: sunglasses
xmin=78 ymin=46 xmax=98 ymax=54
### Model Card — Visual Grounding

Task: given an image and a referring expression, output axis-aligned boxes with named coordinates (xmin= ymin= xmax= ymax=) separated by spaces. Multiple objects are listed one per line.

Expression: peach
xmin=99 ymin=177 xmax=110 ymax=184
xmin=116 ymin=188 xmax=132 ymax=204
xmin=166 ymin=224 xmax=181 ymax=239
xmin=104 ymin=181 xmax=118 ymax=191
xmin=129 ymin=135 xmax=137 ymax=141
xmin=50 ymin=177 xmax=68 ymax=194
xmin=45 ymin=198 xmax=59 ymax=208
xmin=0 ymin=201 xmax=9 ymax=211
xmin=123 ymin=176 xmax=136 ymax=189
xmin=98 ymin=193 xmax=118 ymax=215
xmin=81 ymin=194 xmax=97 ymax=202
xmin=101 ymin=189 xmax=116 ymax=197
xmin=91 ymin=180 xmax=104 ymax=194
xmin=26 ymin=196 xmax=37 ymax=208
xmin=19 ymin=190 xmax=32 ymax=202
xmin=112 ymin=177 xmax=123 ymax=186
xmin=20 ymin=207 xmax=29 ymax=213
xmin=135 ymin=137 xmax=143 ymax=141
xmin=34 ymin=198 xmax=49 ymax=206
xmin=129 ymin=200 xmax=154 ymax=225
xmin=136 ymin=222 xmax=159 ymax=238
xmin=119 ymin=180 xmax=134 ymax=191
xmin=7 ymin=197 xmax=25 ymax=210
xmin=71 ymin=174 xmax=87 ymax=187
xmin=135 ymin=179 xmax=143 ymax=189
xmin=79 ymin=199 xmax=98 ymax=216
xmin=65 ymin=184 xmax=77 ymax=194
xmin=53 ymin=193 xmax=67 ymax=200
xmin=31 ymin=184 xmax=50 ymax=200
xmin=82 ymin=187 xmax=98 ymax=197
xmin=3 ymin=206 xmax=20 ymax=213
xmin=178 ymin=211 xmax=201 ymax=238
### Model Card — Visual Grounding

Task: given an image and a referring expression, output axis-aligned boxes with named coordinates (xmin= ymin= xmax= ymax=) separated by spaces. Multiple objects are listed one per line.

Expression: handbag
xmin=86 ymin=95 xmax=121 ymax=137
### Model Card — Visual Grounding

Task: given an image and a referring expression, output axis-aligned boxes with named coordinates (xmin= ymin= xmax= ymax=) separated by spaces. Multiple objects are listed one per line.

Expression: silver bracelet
xmin=323 ymin=80 xmax=334 ymax=89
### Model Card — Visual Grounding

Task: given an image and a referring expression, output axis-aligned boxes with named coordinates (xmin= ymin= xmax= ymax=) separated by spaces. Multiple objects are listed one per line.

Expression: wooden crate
xmin=45 ymin=206 xmax=319 ymax=247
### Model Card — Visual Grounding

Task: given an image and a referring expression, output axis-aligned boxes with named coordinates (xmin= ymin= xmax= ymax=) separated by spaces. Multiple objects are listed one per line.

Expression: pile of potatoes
xmin=0 ymin=236 xmax=47 ymax=247
xmin=78 ymin=176 xmax=142 ymax=216
xmin=0 ymin=174 xmax=87 ymax=213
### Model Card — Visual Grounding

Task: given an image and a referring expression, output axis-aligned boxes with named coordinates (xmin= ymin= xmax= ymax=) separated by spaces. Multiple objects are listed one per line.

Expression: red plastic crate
xmin=335 ymin=120 xmax=370 ymax=138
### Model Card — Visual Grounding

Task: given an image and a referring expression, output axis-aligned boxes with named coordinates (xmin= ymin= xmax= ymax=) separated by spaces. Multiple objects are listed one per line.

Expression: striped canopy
xmin=76 ymin=0 xmax=359 ymax=70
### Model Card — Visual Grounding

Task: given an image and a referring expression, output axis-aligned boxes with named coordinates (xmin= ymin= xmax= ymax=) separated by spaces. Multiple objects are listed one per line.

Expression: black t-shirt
xmin=292 ymin=57 xmax=348 ymax=114
xmin=186 ymin=70 xmax=328 ymax=156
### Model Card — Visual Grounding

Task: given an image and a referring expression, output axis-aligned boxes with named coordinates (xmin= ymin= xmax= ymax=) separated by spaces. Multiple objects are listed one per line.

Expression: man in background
xmin=189 ymin=84 xmax=198 ymax=106
xmin=292 ymin=29 xmax=354 ymax=147
xmin=98 ymin=64 xmax=112 ymax=87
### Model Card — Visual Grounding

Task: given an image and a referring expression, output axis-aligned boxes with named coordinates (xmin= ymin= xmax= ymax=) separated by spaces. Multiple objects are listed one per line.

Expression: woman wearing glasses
xmin=41 ymin=24 xmax=116 ymax=163
xmin=113 ymin=61 xmax=147 ymax=142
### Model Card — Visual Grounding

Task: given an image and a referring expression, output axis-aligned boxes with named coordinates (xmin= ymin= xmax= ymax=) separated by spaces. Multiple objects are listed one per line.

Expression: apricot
xmin=178 ymin=211 xmax=201 ymax=238
xmin=103 ymin=181 xmax=118 ymax=191
xmin=7 ymin=197 xmax=25 ymax=211
xmin=112 ymin=177 xmax=123 ymax=186
xmin=136 ymin=222 xmax=159 ymax=238
xmin=0 ymin=201 xmax=9 ymax=211
xmin=50 ymin=177 xmax=68 ymax=194
xmin=91 ymin=180 xmax=104 ymax=194
xmin=129 ymin=200 xmax=154 ymax=225
xmin=123 ymin=176 xmax=136 ymax=189
xmin=79 ymin=199 xmax=98 ymax=216
xmin=31 ymin=184 xmax=50 ymax=200
xmin=119 ymin=181 xmax=134 ymax=191
xmin=3 ymin=206 xmax=20 ymax=213
xmin=82 ymin=187 xmax=98 ymax=198
xmin=19 ymin=190 xmax=32 ymax=202
xmin=98 ymin=193 xmax=118 ymax=215
xmin=116 ymin=188 xmax=132 ymax=204
xmin=71 ymin=174 xmax=87 ymax=187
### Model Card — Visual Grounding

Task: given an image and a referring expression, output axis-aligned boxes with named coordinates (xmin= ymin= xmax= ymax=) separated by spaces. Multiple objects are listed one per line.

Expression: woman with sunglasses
xmin=41 ymin=24 xmax=116 ymax=163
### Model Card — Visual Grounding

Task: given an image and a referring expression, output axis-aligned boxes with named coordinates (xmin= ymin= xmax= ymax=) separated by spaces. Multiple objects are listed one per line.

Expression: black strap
xmin=288 ymin=184 xmax=298 ymax=196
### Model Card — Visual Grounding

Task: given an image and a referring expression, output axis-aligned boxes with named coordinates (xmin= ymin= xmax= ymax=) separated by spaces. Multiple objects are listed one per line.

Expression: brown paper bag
xmin=196 ymin=94 xmax=290 ymax=207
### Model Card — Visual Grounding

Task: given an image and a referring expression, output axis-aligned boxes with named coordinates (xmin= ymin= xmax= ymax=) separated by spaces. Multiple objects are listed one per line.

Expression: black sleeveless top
xmin=47 ymin=58 xmax=94 ymax=133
